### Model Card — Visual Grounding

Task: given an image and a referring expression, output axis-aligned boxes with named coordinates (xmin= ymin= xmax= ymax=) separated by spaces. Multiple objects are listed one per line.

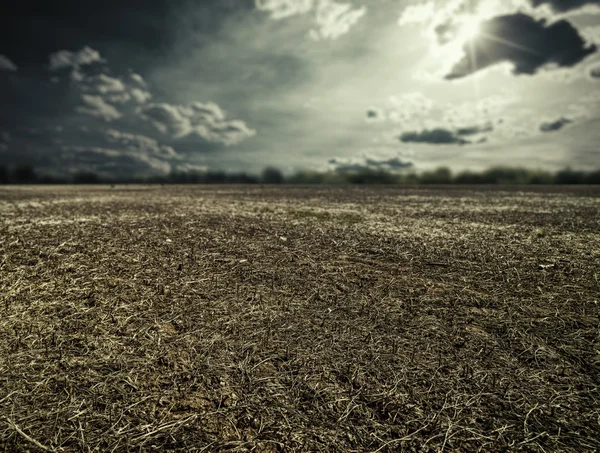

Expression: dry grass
xmin=1 ymin=185 xmax=599 ymax=452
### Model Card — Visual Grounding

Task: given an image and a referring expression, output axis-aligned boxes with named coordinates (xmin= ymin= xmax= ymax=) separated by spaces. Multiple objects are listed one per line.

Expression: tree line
xmin=1 ymin=163 xmax=599 ymax=185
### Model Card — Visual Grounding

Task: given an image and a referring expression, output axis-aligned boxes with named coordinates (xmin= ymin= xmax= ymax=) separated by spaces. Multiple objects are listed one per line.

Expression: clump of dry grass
xmin=1 ymin=185 xmax=599 ymax=452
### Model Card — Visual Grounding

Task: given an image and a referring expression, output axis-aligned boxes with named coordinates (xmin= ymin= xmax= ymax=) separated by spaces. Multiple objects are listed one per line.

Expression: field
xmin=1 ymin=185 xmax=599 ymax=452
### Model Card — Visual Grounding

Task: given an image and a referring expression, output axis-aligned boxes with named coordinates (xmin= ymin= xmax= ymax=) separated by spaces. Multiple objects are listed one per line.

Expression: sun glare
xmin=459 ymin=15 xmax=482 ymax=42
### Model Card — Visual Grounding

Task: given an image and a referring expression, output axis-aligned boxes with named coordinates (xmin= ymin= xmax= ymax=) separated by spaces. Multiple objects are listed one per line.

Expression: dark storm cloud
xmin=540 ymin=117 xmax=572 ymax=132
xmin=330 ymin=161 xmax=374 ymax=172
xmin=0 ymin=55 xmax=18 ymax=71
xmin=0 ymin=36 xmax=256 ymax=176
xmin=365 ymin=157 xmax=414 ymax=170
xmin=0 ymin=1 xmax=184 ymax=67
xmin=399 ymin=128 xmax=470 ymax=145
xmin=58 ymin=146 xmax=172 ymax=176
xmin=0 ymin=125 xmax=184 ymax=177
xmin=529 ymin=0 xmax=600 ymax=12
xmin=1 ymin=0 xmax=254 ymax=76
xmin=365 ymin=107 xmax=386 ymax=122
xmin=0 ymin=131 xmax=10 ymax=151
xmin=446 ymin=13 xmax=597 ymax=80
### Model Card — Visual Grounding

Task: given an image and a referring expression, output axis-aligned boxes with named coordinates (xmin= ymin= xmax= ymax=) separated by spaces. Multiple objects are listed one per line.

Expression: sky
xmin=1 ymin=0 xmax=599 ymax=177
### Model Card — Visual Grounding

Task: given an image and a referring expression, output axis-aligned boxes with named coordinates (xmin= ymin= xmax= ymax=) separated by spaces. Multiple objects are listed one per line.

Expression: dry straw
xmin=1 ymin=185 xmax=599 ymax=451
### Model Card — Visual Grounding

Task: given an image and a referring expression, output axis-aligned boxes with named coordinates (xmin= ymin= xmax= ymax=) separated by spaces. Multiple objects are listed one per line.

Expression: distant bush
xmin=480 ymin=167 xmax=530 ymax=184
xmin=12 ymin=164 xmax=37 ymax=183
xmin=454 ymin=171 xmax=486 ymax=184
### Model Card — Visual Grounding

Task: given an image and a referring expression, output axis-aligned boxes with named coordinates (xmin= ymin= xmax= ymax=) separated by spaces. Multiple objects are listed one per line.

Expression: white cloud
xmin=138 ymin=103 xmax=191 ymax=137
xmin=441 ymin=94 xmax=516 ymax=127
xmin=539 ymin=66 xmax=586 ymax=84
xmin=310 ymin=1 xmax=366 ymax=40
xmin=130 ymin=88 xmax=152 ymax=104
xmin=81 ymin=73 xmax=151 ymax=104
xmin=367 ymin=92 xmax=435 ymax=128
xmin=389 ymin=92 xmax=434 ymax=121
xmin=51 ymin=128 xmax=184 ymax=177
xmin=107 ymin=93 xmax=132 ymax=104
xmin=0 ymin=55 xmax=18 ymax=72
xmin=256 ymin=0 xmax=365 ymax=39
xmin=139 ymin=102 xmax=256 ymax=145
xmin=77 ymin=95 xmax=122 ymax=121
xmin=174 ymin=162 xmax=209 ymax=173
xmin=65 ymin=60 xmax=152 ymax=111
xmin=88 ymin=74 xmax=127 ymax=94
xmin=60 ymin=145 xmax=172 ymax=175
xmin=581 ymin=25 xmax=600 ymax=45
xmin=130 ymin=73 xmax=147 ymax=87
xmin=49 ymin=46 xmax=104 ymax=71
xmin=105 ymin=129 xmax=180 ymax=160
xmin=255 ymin=0 xmax=314 ymax=19
xmin=398 ymin=2 xmax=434 ymax=25
xmin=70 ymin=69 xmax=85 ymax=82
xmin=588 ymin=61 xmax=600 ymax=80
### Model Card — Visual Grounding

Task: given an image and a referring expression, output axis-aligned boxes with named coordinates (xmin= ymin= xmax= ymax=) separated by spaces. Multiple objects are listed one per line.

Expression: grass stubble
xmin=0 ymin=185 xmax=599 ymax=452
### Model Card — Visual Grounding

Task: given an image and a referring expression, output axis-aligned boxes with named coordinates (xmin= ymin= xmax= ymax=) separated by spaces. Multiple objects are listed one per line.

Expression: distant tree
xmin=481 ymin=167 xmax=529 ymax=184
xmin=0 ymin=165 xmax=8 ymax=184
xmin=527 ymin=170 xmax=553 ymax=185
xmin=288 ymin=171 xmax=326 ymax=184
xmin=261 ymin=167 xmax=285 ymax=184
xmin=205 ymin=171 xmax=227 ymax=183
xmin=227 ymin=172 xmax=259 ymax=184
xmin=554 ymin=167 xmax=585 ymax=184
xmin=420 ymin=167 xmax=452 ymax=184
xmin=400 ymin=173 xmax=420 ymax=185
xmin=12 ymin=164 xmax=37 ymax=183
xmin=39 ymin=174 xmax=68 ymax=184
xmin=454 ymin=171 xmax=486 ymax=184
xmin=147 ymin=174 xmax=169 ymax=184
xmin=321 ymin=172 xmax=347 ymax=184
xmin=344 ymin=169 xmax=398 ymax=184
xmin=72 ymin=171 xmax=101 ymax=184
xmin=584 ymin=170 xmax=600 ymax=184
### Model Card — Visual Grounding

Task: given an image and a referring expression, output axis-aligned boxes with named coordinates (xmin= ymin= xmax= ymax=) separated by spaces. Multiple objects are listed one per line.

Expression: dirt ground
xmin=1 ymin=185 xmax=599 ymax=452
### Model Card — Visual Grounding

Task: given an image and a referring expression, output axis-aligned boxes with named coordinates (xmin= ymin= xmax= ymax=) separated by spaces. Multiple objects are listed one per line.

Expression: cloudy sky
xmin=1 ymin=0 xmax=599 ymax=177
